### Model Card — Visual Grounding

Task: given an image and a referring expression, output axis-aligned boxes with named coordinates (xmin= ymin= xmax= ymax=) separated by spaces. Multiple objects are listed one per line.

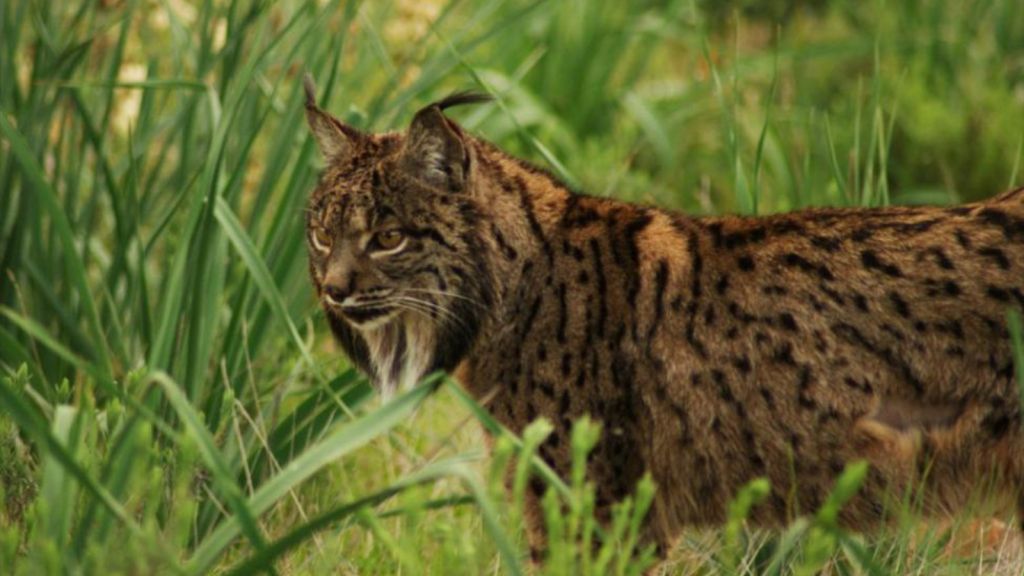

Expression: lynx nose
xmin=323 ymin=283 xmax=350 ymax=306
xmin=322 ymin=261 xmax=355 ymax=307
xmin=323 ymin=282 xmax=352 ymax=305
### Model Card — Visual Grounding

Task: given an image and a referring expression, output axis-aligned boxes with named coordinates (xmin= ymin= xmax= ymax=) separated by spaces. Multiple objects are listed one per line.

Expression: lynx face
xmin=303 ymin=79 xmax=493 ymax=398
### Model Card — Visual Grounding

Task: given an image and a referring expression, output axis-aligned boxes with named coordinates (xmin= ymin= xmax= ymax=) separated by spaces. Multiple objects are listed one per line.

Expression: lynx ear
xmin=401 ymin=106 xmax=468 ymax=192
xmin=400 ymin=92 xmax=491 ymax=192
xmin=303 ymin=74 xmax=362 ymax=162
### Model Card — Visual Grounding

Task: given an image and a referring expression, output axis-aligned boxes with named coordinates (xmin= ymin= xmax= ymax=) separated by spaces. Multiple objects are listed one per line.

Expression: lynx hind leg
xmin=853 ymin=416 xmax=924 ymax=464
xmin=851 ymin=400 xmax=930 ymax=480
xmin=850 ymin=398 xmax=983 ymax=517
xmin=859 ymin=398 xmax=1024 ymax=529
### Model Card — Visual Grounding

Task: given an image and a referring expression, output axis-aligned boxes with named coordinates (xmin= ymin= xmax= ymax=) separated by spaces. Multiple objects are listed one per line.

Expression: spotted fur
xmin=303 ymin=76 xmax=1024 ymax=557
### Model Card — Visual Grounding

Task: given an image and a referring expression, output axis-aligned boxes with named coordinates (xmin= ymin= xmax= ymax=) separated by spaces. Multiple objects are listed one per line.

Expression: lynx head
xmin=303 ymin=75 xmax=495 ymax=398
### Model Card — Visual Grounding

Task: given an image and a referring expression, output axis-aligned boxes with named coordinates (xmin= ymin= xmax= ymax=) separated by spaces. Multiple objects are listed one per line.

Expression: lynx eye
xmin=372 ymin=230 xmax=406 ymax=252
xmin=311 ymin=227 xmax=332 ymax=252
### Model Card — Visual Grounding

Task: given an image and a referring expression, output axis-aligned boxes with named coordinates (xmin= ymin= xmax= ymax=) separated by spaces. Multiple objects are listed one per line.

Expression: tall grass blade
xmin=214 ymin=198 xmax=320 ymax=378
xmin=0 ymin=109 xmax=113 ymax=381
xmin=151 ymin=371 xmax=271 ymax=560
xmin=187 ymin=376 xmax=442 ymax=575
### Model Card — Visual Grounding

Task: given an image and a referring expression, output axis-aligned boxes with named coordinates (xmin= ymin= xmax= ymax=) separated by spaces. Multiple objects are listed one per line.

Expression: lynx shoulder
xmin=302 ymin=76 xmax=1024 ymax=555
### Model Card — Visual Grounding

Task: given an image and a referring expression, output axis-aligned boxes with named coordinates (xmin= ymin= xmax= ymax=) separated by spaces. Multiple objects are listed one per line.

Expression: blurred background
xmin=1 ymin=0 xmax=1023 ymax=574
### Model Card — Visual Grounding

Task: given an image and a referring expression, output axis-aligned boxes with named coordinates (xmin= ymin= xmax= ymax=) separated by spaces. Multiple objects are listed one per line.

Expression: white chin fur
xmin=360 ymin=315 xmax=435 ymax=401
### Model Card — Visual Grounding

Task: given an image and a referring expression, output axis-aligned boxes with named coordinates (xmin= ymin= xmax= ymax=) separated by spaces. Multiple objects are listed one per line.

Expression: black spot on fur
xmin=733 ymin=356 xmax=752 ymax=373
xmin=888 ymin=292 xmax=911 ymax=318
xmin=784 ymin=252 xmax=835 ymax=281
xmin=715 ymin=275 xmax=730 ymax=295
xmin=810 ymin=236 xmax=841 ymax=252
xmin=861 ymin=250 xmax=903 ymax=277
xmin=852 ymin=293 xmax=869 ymax=312
xmin=928 ymin=247 xmax=955 ymax=270
xmin=779 ymin=313 xmax=799 ymax=332
xmin=978 ymin=247 xmax=1011 ymax=270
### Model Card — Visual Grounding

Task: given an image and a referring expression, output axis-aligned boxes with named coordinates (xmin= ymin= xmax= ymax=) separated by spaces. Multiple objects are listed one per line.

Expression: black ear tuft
xmin=303 ymin=73 xmax=318 ymax=108
xmin=302 ymin=73 xmax=363 ymax=162
xmin=432 ymin=91 xmax=494 ymax=112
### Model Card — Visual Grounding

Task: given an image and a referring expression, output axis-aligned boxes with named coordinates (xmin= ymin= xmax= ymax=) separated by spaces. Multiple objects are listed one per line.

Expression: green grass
xmin=1 ymin=0 xmax=1024 ymax=574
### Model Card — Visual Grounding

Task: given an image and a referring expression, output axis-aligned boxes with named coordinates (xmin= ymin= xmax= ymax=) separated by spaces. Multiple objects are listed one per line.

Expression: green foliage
xmin=1 ymin=0 xmax=1023 ymax=574
xmin=526 ymin=417 xmax=658 ymax=576
xmin=721 ymin=478 xmax=770 ymax=572
xmin=0 ymin=369 xmax=33 ymax=499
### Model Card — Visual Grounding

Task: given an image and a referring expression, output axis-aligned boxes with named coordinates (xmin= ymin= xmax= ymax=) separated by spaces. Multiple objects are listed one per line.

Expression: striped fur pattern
xmin=303 ymin=79 xmax=1024 ymax=556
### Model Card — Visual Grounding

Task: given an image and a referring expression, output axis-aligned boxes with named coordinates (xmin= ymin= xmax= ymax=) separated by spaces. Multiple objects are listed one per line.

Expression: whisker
xmin=386 ymin=295 xmax=474 ymax=337
xmin=387 ymin=302 xmax=434 ymax=322
xmin=401 ymin=287 xmax=488 ymax=310
xmin=392 ymin=297 xmax=461 ymax=326
xmin=339 ymin=293 xmax=475 ymax=339
xmin=389 ymin=300 xmax=473 ymax=338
